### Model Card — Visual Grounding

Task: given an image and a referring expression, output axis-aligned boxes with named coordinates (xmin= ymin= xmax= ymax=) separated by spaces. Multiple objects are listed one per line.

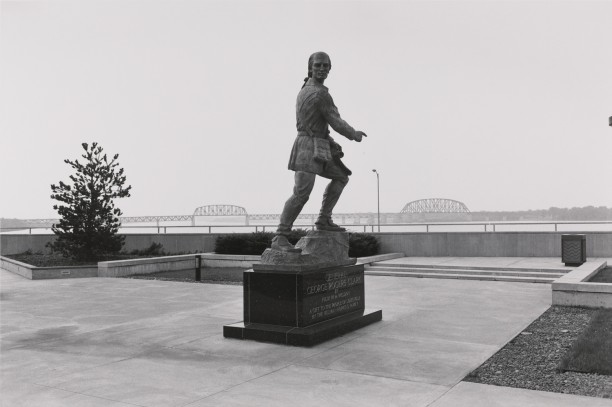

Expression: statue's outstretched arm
xmin=321 ymin=93 xmax=357 ymax=140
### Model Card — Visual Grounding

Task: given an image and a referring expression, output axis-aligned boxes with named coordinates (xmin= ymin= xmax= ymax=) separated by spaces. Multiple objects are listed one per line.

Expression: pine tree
xmin=48 ymin=142 xmax=132 ymax=260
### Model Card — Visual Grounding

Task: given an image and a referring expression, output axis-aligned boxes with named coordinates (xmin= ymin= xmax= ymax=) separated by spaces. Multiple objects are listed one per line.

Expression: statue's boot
xmin=315 ymin=216 xmax=346 ymax=232
xmin=271 ymin=235 xmax=302 ymax=253
xmin=316 ymin=179 xmax=347 ymax=232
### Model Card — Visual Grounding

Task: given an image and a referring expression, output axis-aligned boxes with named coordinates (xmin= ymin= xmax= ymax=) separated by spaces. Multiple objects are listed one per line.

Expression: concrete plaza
xmin=1 ymin=260 xmax=611 ymax=407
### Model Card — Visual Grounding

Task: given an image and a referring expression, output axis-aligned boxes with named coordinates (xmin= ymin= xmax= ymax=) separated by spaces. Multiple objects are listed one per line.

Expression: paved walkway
xmin=1 ymin=260 xmax=611 ymax=407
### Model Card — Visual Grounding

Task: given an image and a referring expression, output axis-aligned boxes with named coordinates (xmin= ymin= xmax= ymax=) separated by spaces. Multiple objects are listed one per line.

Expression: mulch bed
xmin=589 ymin=267 xmax=612 ymax=283
xmin=123 ymin=268 xmax=244 ymax=284
xmin=464 ymin=306 xmax=612 ymax=399
xmin=125 ymin=273 xmax=243 ymax=286
xmin=5 ymin=253 xmax=156 ymax=267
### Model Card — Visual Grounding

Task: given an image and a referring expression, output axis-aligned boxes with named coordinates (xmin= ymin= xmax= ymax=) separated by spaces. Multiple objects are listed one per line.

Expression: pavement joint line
xmin=424 ymin=382 xmax=461 ymax=407
xmin=31 ymin=379 xmax=148 ymax=407
xmin=179 ymin=362 xmax=296 ymax=406
xmin=290 ymin=363 xmax=458 ymax=387
xmin=30 ymin=353 xmax=153 ymax=388
xmin=163 ymin=332 xmax=220 ymax=348
xmin=368 ymin=331 xmax=503 ymax=350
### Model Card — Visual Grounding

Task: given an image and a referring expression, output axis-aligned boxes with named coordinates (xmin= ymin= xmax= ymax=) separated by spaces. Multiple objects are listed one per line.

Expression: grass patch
xmin=558 ymin=308 xmax=612 ymax=375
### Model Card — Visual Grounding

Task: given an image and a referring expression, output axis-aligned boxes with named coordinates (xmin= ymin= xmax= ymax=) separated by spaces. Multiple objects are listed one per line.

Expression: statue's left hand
xmin=354 ymin=131 xmax=367 ymax=142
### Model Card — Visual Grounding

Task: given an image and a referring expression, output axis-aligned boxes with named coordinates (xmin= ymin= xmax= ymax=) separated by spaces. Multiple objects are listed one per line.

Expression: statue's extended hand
xmin=354 ymin=131 xmax=367 ymax=142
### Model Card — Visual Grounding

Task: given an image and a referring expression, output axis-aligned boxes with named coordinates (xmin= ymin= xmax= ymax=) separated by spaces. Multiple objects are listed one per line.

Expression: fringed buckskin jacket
xmin=288 ymin=78 xmax=357 ymax=175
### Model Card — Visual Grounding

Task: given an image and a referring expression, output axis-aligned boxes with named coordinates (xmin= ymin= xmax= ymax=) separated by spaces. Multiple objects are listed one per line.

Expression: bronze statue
xmin=272 ymin=52 xmax=367 ymax=252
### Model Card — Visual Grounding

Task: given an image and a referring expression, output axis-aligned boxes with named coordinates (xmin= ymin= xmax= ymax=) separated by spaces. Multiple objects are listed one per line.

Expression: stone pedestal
xmin=223 ymin=231 xmax=382 ymax=346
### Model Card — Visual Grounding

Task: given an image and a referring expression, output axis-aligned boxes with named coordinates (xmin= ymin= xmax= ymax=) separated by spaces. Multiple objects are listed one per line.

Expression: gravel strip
xmin=464 ymin=306 xmax=612 ymax=399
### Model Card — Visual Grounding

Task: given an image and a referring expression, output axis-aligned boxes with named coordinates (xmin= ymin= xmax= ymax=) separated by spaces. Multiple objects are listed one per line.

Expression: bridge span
xmin=16 ymin=199 xmax=472 ymax=227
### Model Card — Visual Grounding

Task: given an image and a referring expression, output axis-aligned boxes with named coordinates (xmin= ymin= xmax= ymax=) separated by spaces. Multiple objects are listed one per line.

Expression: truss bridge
xmin=401 ymin=198 xmax=470 ymax=214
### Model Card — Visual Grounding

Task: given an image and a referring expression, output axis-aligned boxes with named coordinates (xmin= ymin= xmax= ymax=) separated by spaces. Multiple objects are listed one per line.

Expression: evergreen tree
xmin=48 ymin=142 xmax=131 ymax=260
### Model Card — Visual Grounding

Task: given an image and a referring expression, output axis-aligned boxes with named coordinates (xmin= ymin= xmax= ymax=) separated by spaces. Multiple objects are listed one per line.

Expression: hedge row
xmin=215 ymin=230 xmax=380 ymax=258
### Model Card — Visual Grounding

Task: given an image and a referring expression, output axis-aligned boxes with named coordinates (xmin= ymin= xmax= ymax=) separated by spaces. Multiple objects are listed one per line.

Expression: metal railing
xmin=2 ymin=220 xmax=612 ymax=234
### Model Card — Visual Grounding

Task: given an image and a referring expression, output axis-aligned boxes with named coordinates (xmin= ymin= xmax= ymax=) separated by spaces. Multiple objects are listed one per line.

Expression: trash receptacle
xmin=561 ymin=234 xmax=586 ymax=266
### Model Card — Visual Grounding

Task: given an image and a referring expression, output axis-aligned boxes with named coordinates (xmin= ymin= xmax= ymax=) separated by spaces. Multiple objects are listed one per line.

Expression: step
xmin=370 ymin=262 xmax=568 ymax=274
xmin=364 ymin=270 xmax=557 ymax=283
xmin=366 ymin=266 xmax=564 ymax=279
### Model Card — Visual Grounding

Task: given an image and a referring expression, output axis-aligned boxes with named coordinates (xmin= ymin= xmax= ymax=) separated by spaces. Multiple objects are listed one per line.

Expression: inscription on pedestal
xmin=244 ymin=264 xmax=366 ymax=328
xmin=301 ymin=267 xmax=364 ymax=326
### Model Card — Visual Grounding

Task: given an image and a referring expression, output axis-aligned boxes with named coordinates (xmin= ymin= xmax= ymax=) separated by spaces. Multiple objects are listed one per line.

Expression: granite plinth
xmin=224 ymin=309 xmax=383 ymax=346
xmin=223 ymin=263 xmax=382 ymax=346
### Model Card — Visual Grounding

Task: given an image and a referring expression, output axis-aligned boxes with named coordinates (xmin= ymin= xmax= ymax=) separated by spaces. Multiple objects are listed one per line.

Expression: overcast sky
xmin=1 ymin=0 xmax=611 ymax=219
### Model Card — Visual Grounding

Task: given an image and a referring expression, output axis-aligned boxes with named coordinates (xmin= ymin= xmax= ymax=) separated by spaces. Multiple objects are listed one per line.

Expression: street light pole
xmin=372 ymin=169 xmax=380 ymax=232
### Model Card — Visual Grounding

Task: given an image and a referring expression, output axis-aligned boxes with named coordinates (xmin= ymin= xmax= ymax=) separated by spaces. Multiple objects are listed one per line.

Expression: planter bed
xmin=124 ymin=267 xmax=245 ymax=283
xmin=0 ymin=256 xmax=97 ymax=280
xmin=552 ymin=260 xmax=611 ymax=308
xmin=98 ymin=253 xmax=261 ymax=278
xmin=589 ymin=267 xmax=612 ymax=283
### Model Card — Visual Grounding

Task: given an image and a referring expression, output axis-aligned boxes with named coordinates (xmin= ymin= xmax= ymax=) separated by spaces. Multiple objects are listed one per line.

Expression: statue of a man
xmin=272 ymin=52 xmax=367 ymax=252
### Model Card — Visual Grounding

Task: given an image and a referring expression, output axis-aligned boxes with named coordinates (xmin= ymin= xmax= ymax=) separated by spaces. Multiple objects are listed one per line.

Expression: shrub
xmin=285 ymin=228 xmax=309 ymax=244
xmin=348 ymin=233 xmax=380 ymax=258
xmin=129 ymin=242 xmax=166 ymax=256
xmin=246 ymin=232 xmax=275 ymax=255
xmin=215 ymin=229 xmax=378 ymax=257
xmin=214 ymin=229 xmax=310 ymax=255
xmin=215 ymin=233 xmax=271 ymax=255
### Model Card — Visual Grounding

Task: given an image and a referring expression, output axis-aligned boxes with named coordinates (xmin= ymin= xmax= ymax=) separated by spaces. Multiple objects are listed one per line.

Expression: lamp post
xmin=372 ymin=169 xmax=380 ymax=232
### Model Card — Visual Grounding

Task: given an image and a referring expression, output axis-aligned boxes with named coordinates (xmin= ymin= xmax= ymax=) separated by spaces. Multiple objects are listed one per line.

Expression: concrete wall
xmin=376 ymin=232 xmax=612 ymax=257
xmin=2 ymin=231 xmax=611 ymax=258
xmin=0 ymin=234 xmax=55 ymax=255
xmin=1 ymin=233 xmax=218 ymax=256
xmin=120 ymin=234 xmax=218 ymax=254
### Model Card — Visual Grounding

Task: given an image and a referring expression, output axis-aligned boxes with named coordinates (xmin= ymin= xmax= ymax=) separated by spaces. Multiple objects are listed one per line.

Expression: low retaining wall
xmin=552 ymin=261 xmax=611 ymax=308
xmin=0 ymin=256 xmax=98 ymax=280
xmin=199 ymin=253 xmax=261 ymax=268
xmin=0 ymin=233 xmax=219 ymax=256
xmin=356 ymin=253 xmax=404 ymax=265
xmin=1 ymin=252 xmax=260 ymax=280
xmin=377 ymin=232 xmax=612 ymax=257
xmin=99 ymin=254 xmax=198 ymax=278
xmin=3 ymin=232 xmax=610 ymax=258
xmin=98 ymin=253 xmax=261 ymax=278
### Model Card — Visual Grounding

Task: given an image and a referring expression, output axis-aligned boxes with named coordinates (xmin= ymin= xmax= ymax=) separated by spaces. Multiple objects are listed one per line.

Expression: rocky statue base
xmin=223 ymin=231 xmax=382 ymax=346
